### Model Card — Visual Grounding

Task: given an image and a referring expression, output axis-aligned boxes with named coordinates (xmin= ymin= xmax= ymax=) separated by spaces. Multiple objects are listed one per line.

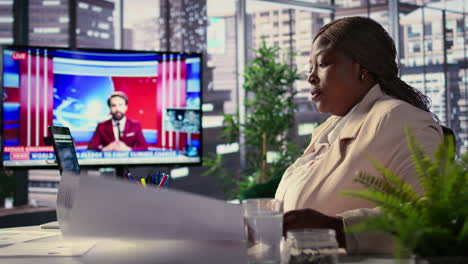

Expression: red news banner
xmin=5 ymin=146 xmax=54 ymax=160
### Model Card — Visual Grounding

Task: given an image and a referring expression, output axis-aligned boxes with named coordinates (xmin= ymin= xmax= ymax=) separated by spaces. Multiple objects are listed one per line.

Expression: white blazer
xmin=275 ymin=84 xmax=443 ymax=254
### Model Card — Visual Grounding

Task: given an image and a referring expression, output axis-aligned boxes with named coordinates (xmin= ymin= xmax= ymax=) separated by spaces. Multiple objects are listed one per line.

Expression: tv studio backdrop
xmin=0 ymin=0 xmax=467 ymax=214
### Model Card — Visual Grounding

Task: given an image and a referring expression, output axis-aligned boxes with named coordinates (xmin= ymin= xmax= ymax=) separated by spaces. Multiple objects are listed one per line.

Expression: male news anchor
xmin=88 ymin=91 xmax=148 ymax=151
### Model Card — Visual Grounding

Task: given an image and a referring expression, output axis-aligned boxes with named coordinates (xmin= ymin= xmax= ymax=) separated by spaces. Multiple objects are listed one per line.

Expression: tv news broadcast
xmin=2 ymin=46 xmax=202 ymax=167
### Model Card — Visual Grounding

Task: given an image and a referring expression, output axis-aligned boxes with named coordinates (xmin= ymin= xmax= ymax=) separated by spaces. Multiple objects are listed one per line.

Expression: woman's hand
xmin=283 ymin=208 xmax=347 ymax=248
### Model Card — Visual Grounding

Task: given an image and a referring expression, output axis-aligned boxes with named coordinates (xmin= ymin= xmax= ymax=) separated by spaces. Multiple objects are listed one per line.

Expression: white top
xmin=275 ymin=91 xmax=363 ymax=212
xmin=274 ymin=83 xmax=443 ymax=254
xmin=112 ymin=116 xmax=126 ymax=141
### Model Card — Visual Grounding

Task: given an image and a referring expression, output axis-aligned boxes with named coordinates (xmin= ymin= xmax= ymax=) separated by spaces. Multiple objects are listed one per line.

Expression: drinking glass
xmin=242 ymin=198 xmax=283 ymax=264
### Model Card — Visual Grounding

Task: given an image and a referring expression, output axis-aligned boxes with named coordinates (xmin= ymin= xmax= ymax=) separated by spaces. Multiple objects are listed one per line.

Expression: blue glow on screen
xmin=3 ymin=51 xmax=19 ymax=88
xmin=186 ymin=59 xmax=201 ymax=93
xmin=53 ymin=74 xmax=113 ymax=142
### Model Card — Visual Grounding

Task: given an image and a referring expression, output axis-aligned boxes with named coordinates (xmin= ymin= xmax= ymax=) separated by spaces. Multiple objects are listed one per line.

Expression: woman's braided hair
xmin=313 ymin=16 xmax=432 ymax=113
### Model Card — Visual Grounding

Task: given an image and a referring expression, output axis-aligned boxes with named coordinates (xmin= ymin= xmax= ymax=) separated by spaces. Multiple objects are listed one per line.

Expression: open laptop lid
xmin=48 ymin=126 xmax=80 ymax=175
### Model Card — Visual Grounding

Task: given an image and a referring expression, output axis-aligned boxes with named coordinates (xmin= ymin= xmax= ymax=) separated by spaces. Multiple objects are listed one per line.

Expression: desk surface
xmin=1 ymin=226 xmax=397 ymax=264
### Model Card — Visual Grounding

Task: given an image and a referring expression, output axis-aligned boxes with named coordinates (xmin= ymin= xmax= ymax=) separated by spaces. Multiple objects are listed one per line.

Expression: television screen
xmin=1 ymin=46 xmax=202 ymax=167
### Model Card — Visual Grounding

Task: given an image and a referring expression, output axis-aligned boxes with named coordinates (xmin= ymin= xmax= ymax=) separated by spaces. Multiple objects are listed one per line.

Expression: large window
xmin=399 ymin=0 xmax=468 ymax=153
xmin=29 ymin=0 xmax=70 ymax=46
xmin=122 ymin=0 xmax=160 ymax=51
xmin=207 ymin=0 xmax=237 ymax=114
xmin=28 ymin=0 xmax=119 ymax=48
xmin=76 ymin=0 xmax=119 ymax=49
xmin=247 ymin=1 xmax=331 ymax=98
xmin=246 ymin=0 xmax=332 ymax=147
xmin=0 ymin=0 xmax=14 ymax=44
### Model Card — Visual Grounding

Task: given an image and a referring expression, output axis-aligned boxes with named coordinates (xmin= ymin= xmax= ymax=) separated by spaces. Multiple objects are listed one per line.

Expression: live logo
xmin=12 ymin=52 xmax=27 ymax=60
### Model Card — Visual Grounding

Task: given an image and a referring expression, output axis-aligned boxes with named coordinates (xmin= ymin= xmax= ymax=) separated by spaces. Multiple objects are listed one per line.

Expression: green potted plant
xmin=203 ymin=40 xmax=304 ymax=200
xmin=342 ymin=127 xmax=468 ymax=263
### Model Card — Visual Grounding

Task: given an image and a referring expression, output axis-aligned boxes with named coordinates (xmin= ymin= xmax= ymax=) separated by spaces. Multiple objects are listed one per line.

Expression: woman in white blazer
xmin=275 ymin=16 xmax=443 ymax=254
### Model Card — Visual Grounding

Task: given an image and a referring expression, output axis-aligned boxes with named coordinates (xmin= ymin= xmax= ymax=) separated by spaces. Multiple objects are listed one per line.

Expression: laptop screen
xmin=50 ymin=126 xmax=80 ymax=174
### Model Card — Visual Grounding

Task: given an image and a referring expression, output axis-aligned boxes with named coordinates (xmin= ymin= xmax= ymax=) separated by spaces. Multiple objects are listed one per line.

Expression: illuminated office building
xmin=206 ymin=16 xmax=238 ymax=114
xmin=244 ymin=7 xmax=331 ymax=148
xmin=335 ymin=0 xmax=367 ymax=8
xmin=334 ymin=0 xmax=387 ymax=8
xmin=29 ymin=0 xmax=70 ymax=46
xmin=29 ymin=0 xmax=115 ymax=48
xmin=0 ymin=0 xmax=14 ymax=44
xmin=399 ymin=0 xmax=467 ymax=152
xmin=76 ymin=0 xmax=115 ymax=48
xmin=125 ymin=17 xmax=162 ymax=51
xmin=250 ymin=8 xmax=330 ymax=100
xmin=158 ymin=0 xmax=207 ymax=53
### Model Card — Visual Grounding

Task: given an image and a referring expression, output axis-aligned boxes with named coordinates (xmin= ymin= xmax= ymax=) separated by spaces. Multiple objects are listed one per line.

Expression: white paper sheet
xmin=0 ymin=241 xmax=95 ymax=257
xmin=0 ymin=230 xmax=60 ymax=245
xmin=40 ymin=221 xmax=60 ymax=229
xmin=57 ymin=172 xmax=245 ymax=241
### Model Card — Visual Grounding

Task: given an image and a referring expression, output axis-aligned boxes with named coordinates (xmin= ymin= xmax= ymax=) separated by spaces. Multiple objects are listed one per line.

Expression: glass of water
xmin=242 ymin=198 xmax=283 ymax=264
